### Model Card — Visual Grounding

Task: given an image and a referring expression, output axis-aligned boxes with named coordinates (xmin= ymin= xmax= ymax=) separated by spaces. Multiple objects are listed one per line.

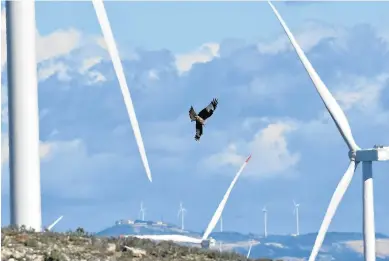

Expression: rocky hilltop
xmin=1 ymin=226 xmax=280 ymax=261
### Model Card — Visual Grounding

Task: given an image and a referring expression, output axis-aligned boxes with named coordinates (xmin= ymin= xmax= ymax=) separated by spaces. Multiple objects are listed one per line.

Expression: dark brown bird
xmin=188 ymin=98 xmax=218 ymax=141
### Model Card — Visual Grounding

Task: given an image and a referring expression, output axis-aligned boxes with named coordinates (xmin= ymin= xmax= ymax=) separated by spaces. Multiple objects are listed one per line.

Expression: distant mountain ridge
xmin=96 ymin=219 xmax=389 ymax=261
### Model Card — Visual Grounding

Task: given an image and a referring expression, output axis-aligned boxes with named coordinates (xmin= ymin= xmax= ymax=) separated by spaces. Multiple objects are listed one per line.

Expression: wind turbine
xmin=139 ymin=201 xmax=146 ymax=221
xmin=132 ymin=155 xmax=252 ymax=248
xmin=4 ymin=0 xmax=153 ymax=233
xmin=201 ymin=155 xmax=252 ymax=247
xmin=262 ymin=206 xmax=268 ymax=238
xmin=293 ymin=200 xmax=300 ymax=236
xmin=268 ymin=2 xmax=389 ymax=261
xmin=177 ymin=201 xmax=187 ymax=230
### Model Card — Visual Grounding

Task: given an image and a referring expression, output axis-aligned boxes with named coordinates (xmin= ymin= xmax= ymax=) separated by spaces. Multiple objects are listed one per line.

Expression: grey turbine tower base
xmin=268 ymin=2 xmax=389 ymax=261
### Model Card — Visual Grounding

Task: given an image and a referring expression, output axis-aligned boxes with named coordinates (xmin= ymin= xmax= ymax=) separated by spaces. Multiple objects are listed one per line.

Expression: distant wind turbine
xmin=139 ymin=201 xmax=146 ymax=221
xmin=220 ymin=215 xmax=223 ymax=232
xmin=268 ymin=2 xmax=389 ymax=261
xmin=177 ymin=201 xmax=187 ymax=230
xmin=218 ymin=216 xmax=224 ymax=253
xmin=293 ymin=200 xmax=300 ymax=236
xmin=262 ymin=206 xmax=268 ymax=238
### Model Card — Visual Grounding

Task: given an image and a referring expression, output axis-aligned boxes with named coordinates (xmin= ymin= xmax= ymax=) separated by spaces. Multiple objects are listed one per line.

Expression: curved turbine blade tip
xmin=246 ymin=155 xmax=252 ymax=163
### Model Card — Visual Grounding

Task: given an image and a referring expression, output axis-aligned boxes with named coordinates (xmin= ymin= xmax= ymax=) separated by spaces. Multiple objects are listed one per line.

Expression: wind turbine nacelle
xmin=355 ymin=147 xmax=389 ymax=162
xmin=201 ymin=238 xmax=216 ymax=249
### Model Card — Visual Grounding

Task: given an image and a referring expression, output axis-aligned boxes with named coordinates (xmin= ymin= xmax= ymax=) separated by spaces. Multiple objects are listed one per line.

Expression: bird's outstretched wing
xmin=189 ymin=106 xmax=198 ymax=122
xmin=198 ymin=98 xmax=218 ymax=121
xmin=195 ymin=122 xmax=203 ymax=141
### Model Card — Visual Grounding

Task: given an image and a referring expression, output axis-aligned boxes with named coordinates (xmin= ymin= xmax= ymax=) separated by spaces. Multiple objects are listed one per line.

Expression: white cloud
xmin=1 ymin=135 xmax=54 ymax=166
xmin=38 ymin=61 xmax=71 ymax=82
xmin=258 ymin=21 xmax=341 ymax=54
xmin=206 ymin=144 xmax=246 ymax=168
xmin=1 ymin=8 xmax=105 ymax=84
xmin=204 ymin=119 xmax=300 ymax=179
xmin=334 ymin=73 xmax=389 ymax=115
xmin=85 ymin=71 xmax=106 ymax=85
xmin=1 ymin=138 xmax=129 ymax=199
xmin=175 ymin=42 xmax=220 ymax=74
xmin=36 ymin=28 xmax=82 ymax=63
xmin=378 ymin=29 xmax=389 ymax=45
xmin=148 ymin=69 xmax=159 ymax=81
xmin=35 ymin=139 xmax=136 ymax=199
xmin=248 ymin=73 xmax=300 ymax=101
xmin=79 ymin=56 xmax=103 ymax=74
xmin=1 ymin=8 xmax=82 ymax=68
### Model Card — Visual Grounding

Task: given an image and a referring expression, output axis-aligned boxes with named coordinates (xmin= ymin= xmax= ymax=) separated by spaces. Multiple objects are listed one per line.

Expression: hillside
xmin=1 ymin=226 xmax=278 ymax=261
xmin=96 ymin=220 xmax=389 ymax=261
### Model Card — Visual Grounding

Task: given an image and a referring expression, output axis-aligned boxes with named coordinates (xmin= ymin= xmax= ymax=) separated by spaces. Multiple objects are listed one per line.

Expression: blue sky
xmin=2 ymin=1 xmax=389 ymax=237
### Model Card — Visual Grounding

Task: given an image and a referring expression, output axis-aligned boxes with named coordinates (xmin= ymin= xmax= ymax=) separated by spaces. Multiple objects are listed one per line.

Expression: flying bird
xmin=189 ymin=98 xmax=218 ymax=141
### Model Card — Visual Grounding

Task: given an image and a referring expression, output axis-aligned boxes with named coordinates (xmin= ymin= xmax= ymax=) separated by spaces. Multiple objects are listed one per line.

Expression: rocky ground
xmin=1 ymin=226 xmax=280 ymax=261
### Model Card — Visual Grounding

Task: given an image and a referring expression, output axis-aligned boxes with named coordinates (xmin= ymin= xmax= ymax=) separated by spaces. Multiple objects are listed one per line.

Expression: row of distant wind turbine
xmin=261 ymin=201 xmax=300 ymax=238
xmin=137 ymin=201 xmax=187 ymax=231
xmin=137 ymin=198 xmax=300 ymax=238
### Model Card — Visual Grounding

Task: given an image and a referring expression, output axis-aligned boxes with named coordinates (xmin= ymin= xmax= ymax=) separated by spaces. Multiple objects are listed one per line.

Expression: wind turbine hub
xmin=348 ymin=150 xmax=357 ymax=161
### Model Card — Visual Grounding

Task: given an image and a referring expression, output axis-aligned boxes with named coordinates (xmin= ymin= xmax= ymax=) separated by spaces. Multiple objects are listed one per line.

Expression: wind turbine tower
xmin=262 ymin=206 xmax=268 ymax=238
xmin=6 ymin=1 xmax=42 ymax=232
xmin=177 ymin=201 xmax=187 ymax=230
xmin=139 ymin=201 xmax=146 ymax=221
xmin=220 ymin=215 xmax=223 ymax=232
xmin=293 ymin=200 xmax=300 ymax=236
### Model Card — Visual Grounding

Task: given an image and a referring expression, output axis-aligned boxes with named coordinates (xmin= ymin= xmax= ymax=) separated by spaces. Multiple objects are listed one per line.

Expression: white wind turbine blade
xmin=92 ymin=0 xmax=152 ymax=182
xmin=201 ymin=155 xmax=252 ymax=240
xmin=308 ymin=161 xmax=358 ymax=261
xmin=46 ymin=215 xmax=63 ymax=231
xmin=247 ymin=242 xmax=253 ymax=258
xmin=267 ymin=1 xmax=359 ymax=152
